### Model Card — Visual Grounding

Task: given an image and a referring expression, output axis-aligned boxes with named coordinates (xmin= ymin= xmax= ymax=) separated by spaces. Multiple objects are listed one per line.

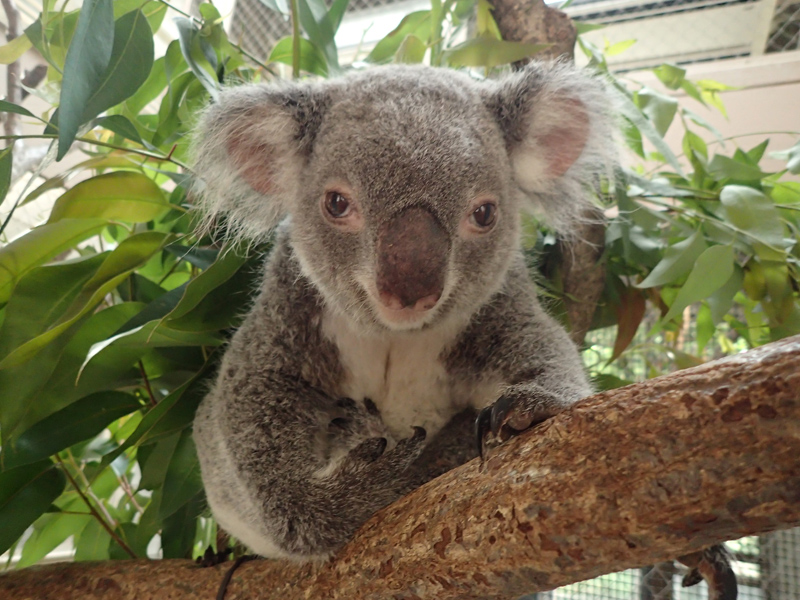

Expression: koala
xmin=191 ymin=62 xmax=614 ymax=561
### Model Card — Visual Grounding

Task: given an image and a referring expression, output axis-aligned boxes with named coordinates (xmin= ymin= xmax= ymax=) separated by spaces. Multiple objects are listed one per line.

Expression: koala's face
xmin=288 ymin=71 xmax=519 ymax=332
xmin=193 ymin=64 xmax=611 ymax=333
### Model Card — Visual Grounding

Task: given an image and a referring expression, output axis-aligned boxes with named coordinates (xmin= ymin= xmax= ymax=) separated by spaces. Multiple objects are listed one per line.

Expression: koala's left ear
xmin=483 ymin=62 xmax=616 ymax=231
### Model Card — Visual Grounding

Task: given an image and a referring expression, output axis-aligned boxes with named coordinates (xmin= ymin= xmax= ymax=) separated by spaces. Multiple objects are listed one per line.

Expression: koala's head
xmin=192 ymin=64 xmax=613 ymax=333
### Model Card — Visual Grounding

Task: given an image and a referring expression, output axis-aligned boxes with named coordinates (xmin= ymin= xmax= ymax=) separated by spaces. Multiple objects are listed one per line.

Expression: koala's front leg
xmin=475 ymin=383 xmax=575 ymax=458
xmin=195 ymin=378 xmax=426 ymax=560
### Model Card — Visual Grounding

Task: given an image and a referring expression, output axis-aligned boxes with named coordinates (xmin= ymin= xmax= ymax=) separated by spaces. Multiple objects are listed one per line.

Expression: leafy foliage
xmin=0 ymin=0 xmax=797 ymax=566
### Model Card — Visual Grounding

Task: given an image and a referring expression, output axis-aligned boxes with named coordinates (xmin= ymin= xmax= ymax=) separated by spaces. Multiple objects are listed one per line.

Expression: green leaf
xmin=327 ymin=0 xmax=350 ymax=33
xmin=17 ymin=511 xmax=92 ymax=569
xmin=164 ymin=249 xmax=248 ymax=323
xmin=80 ymin=320 xmax=222 ymax=378
xmin=609 ymin=83 xmax=684 ymax=176
xmin=367 ymin=11 xmax=431 ymax=63
xmin=638 ymin=231 xmax=707 ymax=288
xmin=48 ymin=172 xmax=169 ymax=223
xmin=0 ymin=303 xmax=144 ymax=441
xmin=708 ymin=264 xmax=743 ymax=324
xmin=0 ymin=232 xmax=168 ymax=369
xmin=3 ymin=392 xmax=140 ymax=469
xmin=0 ymin=147 xmax=12 ymax=209
xmin=81 ymin=10 xmax=156 ymax=129
xmin=94 ymin=114 xmax=146 ymax=146
xmin=444 ymin=36 xmax=550 ymax=68
xmin=138 ymin=433 xmax=180 ymax=491
xmin=0 ymin=34 xmax=33 ymax=64
xmin=74 ymin=518 xmax=111 ymax=561
xmin=0 ymin=99 xmax=38 ymax=120
xmin=99 ymin=359 xmax=216 ymax=468
xmin=0 ymin=219 xmax=107 ymax=305
xmin=296 ymin=0 xmax=341 ymax=71
xmin=720 ymin=185 xmax=787 ymax=260
xmin=394 ymin=35 xmax=427 ymax=64
xmin=174 ymin=17 xmax=218 ymax=98
xmin=680 ymin=107 xmax=724 ymax=145
xmin=707 ymin=154 xmax=764 ymax=182
xmin=770 ymin=140 xmax=800 ymax=175
xmin=663 ymin=245 xmax=735 ymax=322
xmin=0 ymin=461 xmax=66 ymax=555
xmin=57 ymin=0 xmax=115 ymax=159
xmin=159 ymin=429 xmax=203 ymax=519
xmin=636 ymin=87 xmax=678 ymax=137
xmin=606 ymin=39 xmax=636 ymax=56
xmin=268 ymin=36 xmax=328 ymax=77
xmin=652 ymin=63 xmax=685 ymax=90
xmin=161 ymin=491 xmax=203 ymax=558
xmin=0 ymin=254 xmax=105 ymax=371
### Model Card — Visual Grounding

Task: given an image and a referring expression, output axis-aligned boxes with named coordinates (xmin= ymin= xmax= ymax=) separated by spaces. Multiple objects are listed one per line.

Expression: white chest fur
xmin=322 ymin=311 xmax=490 ymax=440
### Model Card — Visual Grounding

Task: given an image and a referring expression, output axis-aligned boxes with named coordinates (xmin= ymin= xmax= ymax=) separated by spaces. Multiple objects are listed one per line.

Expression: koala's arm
xmin=193 ymin=239 xmax=425 ymax=560
xmin=447 ymin=253 xmax=593 ymax=443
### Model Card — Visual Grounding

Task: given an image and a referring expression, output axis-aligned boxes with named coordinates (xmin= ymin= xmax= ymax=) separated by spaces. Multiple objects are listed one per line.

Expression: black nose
xmin=376 ymin=207 xmax=449 ymax=311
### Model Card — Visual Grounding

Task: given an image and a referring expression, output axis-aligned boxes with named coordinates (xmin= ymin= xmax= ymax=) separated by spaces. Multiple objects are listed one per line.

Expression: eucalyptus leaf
xmin=159 ymin=429 xmax=203 ymax=520
xmin=0 ymin=219 xmax=107 ymax=305
xmin=367 ymin=11 xmax=431 ymax=63
xmin=0 ymin=461 xmax=66 ymax=555
xmin=3 ymin=392 xmax=141 ymax=469
xmin=0 ymin=147 xmax=12 ymax=209
xmin=444 ymin=36 xmax=550 ymax=68
xmin=48 ymin=172 xmax=169 ymax=223
xmin=637 ymin=231 xmax=707 ymax=289
xmin=269 ymin=36 xmax=328 ymax=77
xmin=662 ymin=245 xmax=735 ymax=323
xmin=0 ymin=232 xmax=168 ymax=369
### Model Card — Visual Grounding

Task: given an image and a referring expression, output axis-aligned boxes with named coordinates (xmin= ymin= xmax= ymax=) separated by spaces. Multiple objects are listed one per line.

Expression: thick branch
xmin=2 ymin=336 xmax=799 ymax=599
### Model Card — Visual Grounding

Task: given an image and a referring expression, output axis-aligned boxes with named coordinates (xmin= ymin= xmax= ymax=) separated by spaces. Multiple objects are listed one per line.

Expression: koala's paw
xmin=328 ymin=397 xmax=390 ymax=443
xmin=678 ymin=545 xmax=738 ymax=600
xmin=340 ymin=426 xmax=427 ymax=486
xmin=475 ymin=386 xmax=570 ymax=459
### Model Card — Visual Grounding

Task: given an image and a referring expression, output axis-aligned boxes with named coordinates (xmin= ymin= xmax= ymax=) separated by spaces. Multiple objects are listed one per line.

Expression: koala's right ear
xmin=191 ymin=83 xmax=329 ymax=240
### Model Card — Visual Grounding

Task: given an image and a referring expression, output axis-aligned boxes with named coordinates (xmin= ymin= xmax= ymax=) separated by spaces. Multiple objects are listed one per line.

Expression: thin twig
xmin=0 ymin=134 xmax=190 ymax=169
xmin=139 ymin=360 xmax=158 ymax=407
xmin=55 ymin=456 xmax=137 ymax=559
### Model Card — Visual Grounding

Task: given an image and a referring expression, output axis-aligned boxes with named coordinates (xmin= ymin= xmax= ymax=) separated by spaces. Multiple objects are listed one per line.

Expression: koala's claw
xmin=475 ymin=391 xmax=564 ymax=460
xmin=678 ymin=544 xmax=738 ymax=600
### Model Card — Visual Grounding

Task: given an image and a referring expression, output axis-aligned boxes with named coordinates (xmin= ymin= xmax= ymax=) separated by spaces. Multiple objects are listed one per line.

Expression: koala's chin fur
xmin=191 ymin=62 xmax=615 ymax=560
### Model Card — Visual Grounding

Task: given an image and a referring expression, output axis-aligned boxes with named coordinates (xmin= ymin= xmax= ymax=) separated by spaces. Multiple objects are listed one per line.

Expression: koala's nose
xmin=376 ymin=207 xmax=448 ymax=312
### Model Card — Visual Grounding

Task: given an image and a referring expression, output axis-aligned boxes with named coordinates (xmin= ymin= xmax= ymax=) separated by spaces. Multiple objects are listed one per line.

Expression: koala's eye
xmin=324 ymin=191 xmax=351 ymax=218
xmin=471 ymin=203 xmax=497 ymax=229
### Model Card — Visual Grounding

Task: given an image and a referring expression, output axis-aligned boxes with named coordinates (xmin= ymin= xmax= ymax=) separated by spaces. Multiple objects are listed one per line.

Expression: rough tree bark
xmin=491 ymin=0 xmax=608 ymax=346
xmin=2 ymin=335 xmax=799 ymax=600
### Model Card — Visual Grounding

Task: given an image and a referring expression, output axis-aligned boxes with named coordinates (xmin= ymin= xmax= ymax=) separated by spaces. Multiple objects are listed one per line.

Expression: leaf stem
xmin=290 ymin=0 xmax=301 ymax=78
xmin=56 ymin=456 xmax=137 ymax=559
xmin=139 ymin=360 xmax=158 ymax=407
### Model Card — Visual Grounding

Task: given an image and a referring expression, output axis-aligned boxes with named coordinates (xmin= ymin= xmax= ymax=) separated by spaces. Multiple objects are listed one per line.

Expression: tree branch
xmin=2 ymin=335 xmax=799 ymax=599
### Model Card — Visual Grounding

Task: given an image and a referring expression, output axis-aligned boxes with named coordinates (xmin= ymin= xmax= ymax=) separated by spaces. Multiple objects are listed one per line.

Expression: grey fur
xmin=192 ymin=63 xmax=614 ymax=560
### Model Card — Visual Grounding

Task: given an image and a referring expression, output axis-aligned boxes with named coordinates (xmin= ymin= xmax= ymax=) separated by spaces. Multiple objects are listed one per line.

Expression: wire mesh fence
xmin=228 ymin=0 xmax=800 ymax=70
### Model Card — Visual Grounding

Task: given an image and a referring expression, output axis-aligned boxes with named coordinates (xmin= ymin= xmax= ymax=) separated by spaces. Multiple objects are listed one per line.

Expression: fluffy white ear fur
xmin=487 ymin=62 xmax=616 ymax=234
xmin=190 ymin=83 xmax=317 ymax=242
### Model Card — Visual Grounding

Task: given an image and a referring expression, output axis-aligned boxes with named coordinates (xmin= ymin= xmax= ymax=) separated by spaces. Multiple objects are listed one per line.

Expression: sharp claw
xmin=490 ymin=394 xmax=514 ymax=436
xmin=475 ymin=407 xmax=492 ymax=460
